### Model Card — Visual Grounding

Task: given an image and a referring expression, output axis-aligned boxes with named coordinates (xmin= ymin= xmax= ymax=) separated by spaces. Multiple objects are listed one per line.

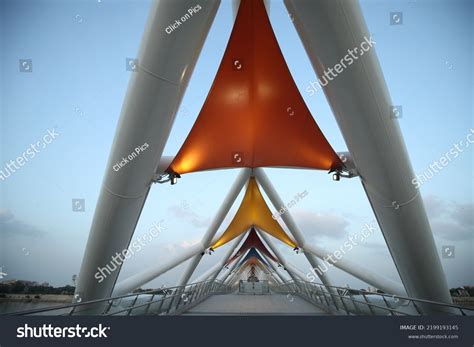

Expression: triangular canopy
xmin=211 ymin=177 xmax=297 ymax=249
xmin=167 ymin=0 xmax=342 ymax=175
xmin=238 ymin=248 xmax=271 ymax=268
xmin=226 ymin=228 xmax=278 ymax=265
xmin=238 ymin=256 xmax=269 ymax=271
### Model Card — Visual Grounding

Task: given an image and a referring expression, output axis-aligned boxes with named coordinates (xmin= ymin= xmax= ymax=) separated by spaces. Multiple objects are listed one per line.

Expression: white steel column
xmin=74 ymin=0 xmax=221 ymax=305
xmin=177 ymin=169 xmax=251 ymax=286
xmin=113 ymin=243 xmax=202 ymax=296
xmin=285 ymin=0 xmax=451 ymax=305
xmin=255 ymin=229 xmax=303 ymax=284
xmin=303 ymin=243 xmax=405 ymax=295
xmin=220 ymin=252 xmax=245 ymax=284
xmin=192 ymin=233 xmax=246 ymax=283
xmin=284 ymin=262 xmax=309 ymax=281
xmin=260 ymin=253 xmax=285 ymax=284
xmin=114 ymin=171 xmax=250 ymax=294
xmin=254 ymin=169 xmax=333 ymax=288
xmin=224 ymin=265 xmax=245 ymax=286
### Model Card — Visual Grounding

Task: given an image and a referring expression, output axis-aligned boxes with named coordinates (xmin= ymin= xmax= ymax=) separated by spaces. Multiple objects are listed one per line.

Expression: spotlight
xmin=170 ymin=173 xmax=181 ymax=185
xmin=332 ymin=172 xmax=340 ymax=181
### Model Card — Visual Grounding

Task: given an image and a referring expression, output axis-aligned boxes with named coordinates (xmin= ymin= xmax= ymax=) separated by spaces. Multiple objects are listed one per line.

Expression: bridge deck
xmin=183 ymin=292 xmax=329 ymax=315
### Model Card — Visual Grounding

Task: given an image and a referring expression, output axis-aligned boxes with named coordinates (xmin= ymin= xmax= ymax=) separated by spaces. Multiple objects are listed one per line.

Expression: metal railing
xmin=3 ymin=279 xmax=231 ymax=316
xmin=273 ymin=280 xmax=474 ymax=316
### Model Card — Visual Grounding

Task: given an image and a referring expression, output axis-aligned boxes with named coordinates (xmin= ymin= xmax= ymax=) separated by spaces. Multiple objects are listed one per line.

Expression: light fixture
xmin=170 ymin=173 xmax=181 ymax=185
xmin=153 ymin=172 xmax=181 ymax=185
xmin=332 ymin=172 xmax=340 ymax=181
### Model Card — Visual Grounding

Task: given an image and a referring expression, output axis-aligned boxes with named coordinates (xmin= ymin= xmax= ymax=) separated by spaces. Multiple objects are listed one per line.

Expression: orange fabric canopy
xmin=242 ymin=257 xmax=266 ymax=271
xmin=168 ymin=0 xmax=342 ymax=175
xmin=211 ymin=177 xmax=297 ymax=249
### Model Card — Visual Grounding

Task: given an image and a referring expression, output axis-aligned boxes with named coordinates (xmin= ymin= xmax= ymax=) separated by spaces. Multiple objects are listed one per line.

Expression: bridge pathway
xmin=183 ymin=291 xmax=329 ymax=315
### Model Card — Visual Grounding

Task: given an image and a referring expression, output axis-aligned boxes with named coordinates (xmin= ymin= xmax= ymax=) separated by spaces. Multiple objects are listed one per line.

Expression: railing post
xmin=347 ymin=290 xmax=363 ymax=315
xmin=381 ymin=295 xmax=395 ymax=316
xmin=102 ymin=300 xmax=114 ymax=315
xmin=154 ymin=289 xmax=169 ymax=315
xmin=166 ymin=290 xmax=178 ymax=314
xmin=316 ymin=284 xmax=324 ymax=306
xmin=144 ymin=294 xmax=156 ymax=315
xmin=196 ymin=283 xmax=204 ymax=299
xmin=321 ymin=288 xmax=331 ymax=308
xmin=68 ymin=305 xmax=77 ymax=316
xmin=188 ymin=284 xmax=197 ymax=302
xmin=126 ymin=294 xmax=140 ymax=316
xmin=175 ymin=287 xmax=186 ymax=309
xmin=201 ymin=283 xmax=207 ymax=296
xmin=338 ymin=293 xmax=350 ymax=316
xmin=361 ymin=293 xmax=376 ymax=315
xmin=412 ymin=301 xmax=423 ymax=315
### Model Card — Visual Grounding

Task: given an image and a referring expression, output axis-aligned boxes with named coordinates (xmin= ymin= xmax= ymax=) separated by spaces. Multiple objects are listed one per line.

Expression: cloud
xmin=424 ymin=195 xmax=448 ymax=217
xmin=162 ymin=239 xmax=201 ymax=254
xmin=0 ymin=209 xmax=45 ymax=238
xmin=0 ymin=208 xmax=14 ymax=222
xmin=360 ymin=241 xmax=389 ymax=252
xmin=179 ymin=239 xmax=200 ymax=248
xmin=424 ymin=195 xmax=473 ymax=241
xmin=430 ymin=220 xmax=472 ymax=241
xmin=167 ymin=204 xmax=210 ymax=228
xmin=292 ymin=209 xmax=349 ymax=239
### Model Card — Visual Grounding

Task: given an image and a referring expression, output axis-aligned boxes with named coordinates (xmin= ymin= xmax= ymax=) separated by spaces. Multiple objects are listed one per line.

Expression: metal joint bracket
xmin=329 ymin=168 xmax=358 ymax=181
xmin=153 ymin=172 xmax=181 ymax=185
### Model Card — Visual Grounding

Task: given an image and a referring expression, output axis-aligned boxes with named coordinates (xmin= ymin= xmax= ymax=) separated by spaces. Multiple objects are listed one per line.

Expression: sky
xmin=0 ymin=0 xmax=472 ymax=292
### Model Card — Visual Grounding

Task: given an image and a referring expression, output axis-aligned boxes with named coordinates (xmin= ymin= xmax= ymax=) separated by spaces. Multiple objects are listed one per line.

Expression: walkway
xmin=183 ymin=292 xmax=329 ymax=315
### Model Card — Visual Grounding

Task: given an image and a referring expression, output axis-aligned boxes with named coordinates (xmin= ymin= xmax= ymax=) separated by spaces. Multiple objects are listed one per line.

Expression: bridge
xmin=6 ymin=279 xmax=472 ymax=316
xmin=4 ymin=0 xmax=470 ymax=317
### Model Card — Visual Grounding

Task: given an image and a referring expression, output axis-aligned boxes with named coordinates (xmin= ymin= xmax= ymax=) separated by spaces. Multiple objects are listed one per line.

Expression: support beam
xmin=224 ymin=265 xmax=244 ymax=286
xmin=283 ymin=262 xmax=308 ymax=282
xmin=303 ymin=243 xmax=405 ymax=295
xmin=253 ymin=168 xmax=333 ymax=288
xmin=254 ymin=171 xmax=404 ymax=295
xmin=177 ymin=169 xmax=251 ymax=286
xmin=255 ymin=229 xmax=303 ymax=284
xmin=230 ymin=261 xmax=269 ymax=285
xmin=285 ymin=0 xmax=451 ymax=306
xmin=220 ymin=251 xmax=245 ymax=284
xmin=74 ymin=0 xmax=221 ymax=306
xmin=260 ymin=253 xmax=285 ymax=284
xmin=113 ymin=243 xmax=202 ymax=296
xmin=114 ymin=170 xmax=250 ymax=294
xmin=192 ymin=233 xmax=246 ymax=283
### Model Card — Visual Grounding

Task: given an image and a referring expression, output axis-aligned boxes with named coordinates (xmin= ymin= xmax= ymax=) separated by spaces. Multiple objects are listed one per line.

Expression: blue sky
xmin=0 ymin=0 xmax=472 ymax=290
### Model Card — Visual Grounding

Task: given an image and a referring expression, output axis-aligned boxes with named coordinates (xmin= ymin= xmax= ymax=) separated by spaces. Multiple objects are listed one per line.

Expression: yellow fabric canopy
xmin=211 ymin=177 xmax=297 ymax=249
